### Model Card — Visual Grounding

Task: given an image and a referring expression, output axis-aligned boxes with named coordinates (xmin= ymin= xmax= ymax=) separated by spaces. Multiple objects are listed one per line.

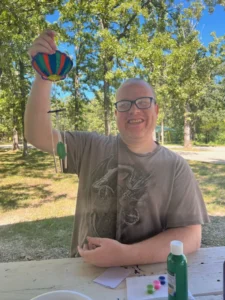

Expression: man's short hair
xmin=116 ymin=78 xmax=157 ymax=101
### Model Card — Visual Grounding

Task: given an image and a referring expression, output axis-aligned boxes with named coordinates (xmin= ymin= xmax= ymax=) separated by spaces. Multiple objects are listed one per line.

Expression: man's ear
xmin=115 ymin=109 xmax=118 ymax=117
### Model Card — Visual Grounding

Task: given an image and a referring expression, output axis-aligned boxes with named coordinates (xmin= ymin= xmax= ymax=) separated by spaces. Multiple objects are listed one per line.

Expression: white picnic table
xmin=0 ymin=246 xmax=224 ymax=300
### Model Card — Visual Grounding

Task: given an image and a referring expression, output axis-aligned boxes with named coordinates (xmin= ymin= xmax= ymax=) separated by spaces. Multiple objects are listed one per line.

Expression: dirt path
xmin=1 ymin=144 xmax=224 ymax=163
xmin=2 ymin=144 xmax=224 ymax=163
xmin=165 ymin=146 xmax=225 ymax=164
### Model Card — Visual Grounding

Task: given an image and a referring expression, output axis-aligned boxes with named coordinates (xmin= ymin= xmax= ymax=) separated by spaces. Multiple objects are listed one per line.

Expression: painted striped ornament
xmin=32 ymin=50 xmax=73 ymax=82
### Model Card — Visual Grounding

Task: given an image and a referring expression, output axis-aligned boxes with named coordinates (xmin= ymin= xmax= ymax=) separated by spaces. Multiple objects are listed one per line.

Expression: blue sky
xmin=46 ymin=4 xmax=225 ymax=47
xmin=197 ymin=4 xmax=225 ymax=45
xmin=46 ymin=4 xmax=224 ymax=99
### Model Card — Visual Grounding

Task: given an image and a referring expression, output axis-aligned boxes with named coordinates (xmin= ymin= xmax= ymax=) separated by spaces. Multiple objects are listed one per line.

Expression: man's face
xmin=115 ymin=82 xmax=158 ymax=143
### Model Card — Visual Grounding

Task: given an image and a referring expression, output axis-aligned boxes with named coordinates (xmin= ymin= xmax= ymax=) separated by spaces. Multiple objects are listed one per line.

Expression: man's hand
xmin=28 ymin=29 xmax=57 ymax=58
xmin=78 ymin=237 xmax=127 ymax=267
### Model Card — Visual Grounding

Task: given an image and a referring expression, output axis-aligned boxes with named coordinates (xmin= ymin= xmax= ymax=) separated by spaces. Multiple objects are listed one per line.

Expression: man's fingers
xmin=44 ymin=29 xmax=57 ymax=38
xmin=88 ymin=242 xmax=97 ymax=250
xmin=28 ymin=30 xmax=57 ymax=58
xmin=40 ymin=29 xmax=57 ymax=39
xmin=28 ymin=37 xmax=56 ymax=57
xmin=38 ymin=34 xmax=57 ymax=50
xmin=33 ymin=40 xmax=55 ymax=53
xmin=83 ymin=243 xmax=89 ymax=251
xmin=87 ymin=236 xmax=102 ymax=246
xmin=77 ymin=246 xmax=83 ymax=257
xmin=28 ymin=45 xmax=54 ymax=58
xmin=78 ymin=245 xmax=99 ymax=260
xmin=34 ymin=36 xmax=56 ymax=51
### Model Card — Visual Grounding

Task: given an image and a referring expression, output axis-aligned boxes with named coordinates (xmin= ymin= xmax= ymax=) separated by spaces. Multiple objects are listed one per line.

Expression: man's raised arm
xmin=24 ymin=30 xmax=60 ymax=154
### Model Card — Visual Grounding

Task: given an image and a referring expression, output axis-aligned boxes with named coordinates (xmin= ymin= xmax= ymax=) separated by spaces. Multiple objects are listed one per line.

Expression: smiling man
xmin=115 ymin=78 xmax=158 ymax=153
xmin=25 ymin=30 xmax=209 ymax=267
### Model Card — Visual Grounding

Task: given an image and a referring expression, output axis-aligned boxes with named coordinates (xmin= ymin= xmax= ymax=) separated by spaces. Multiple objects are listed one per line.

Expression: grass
xmin=189 ymin=161 xmax=225 ymax=215
xmin=0 ymin=148 xmax=225 ymax=262
xmin=0 ymin=149 xmax=78 ymax=217
xmin=0 ymin=149 xmax=77 ymax=262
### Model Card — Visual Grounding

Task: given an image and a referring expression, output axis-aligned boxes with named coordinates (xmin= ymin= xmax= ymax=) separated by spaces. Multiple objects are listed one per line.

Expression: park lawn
xmin=0 ymin=149 xmax=78 ymax=222
xmin=0 ymin=148 xmax=225 ymax=262
xmin=189 ymin=161 xmax=225 ymax=215
xmin=0 ymin=149 xmax=78 ymax=262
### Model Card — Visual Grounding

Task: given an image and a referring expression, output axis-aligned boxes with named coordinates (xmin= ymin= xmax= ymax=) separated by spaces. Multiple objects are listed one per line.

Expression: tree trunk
xmin=18 ymin=60 xmax=28 ymax=157
xmin=12 ymin=127 xmax=19 ymax=150
xmin=184 ymin=103 xmax=192 ymax=148
xmin=99 ymin=18 xmax=111 ymax=136
xmin=23 ymin=137 xmax=28 ymax=156
xmin=161 ymin=120 xmax=164 ymax=145
xmin=103 ymin=61 xmax=110 ymax=136
xmin=74 ymin=71 xmax=80 ymax=131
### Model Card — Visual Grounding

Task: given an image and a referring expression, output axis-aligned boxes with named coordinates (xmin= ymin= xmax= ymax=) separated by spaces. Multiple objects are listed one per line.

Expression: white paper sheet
xmin=93 ymin=266 xmax=132 ymax=289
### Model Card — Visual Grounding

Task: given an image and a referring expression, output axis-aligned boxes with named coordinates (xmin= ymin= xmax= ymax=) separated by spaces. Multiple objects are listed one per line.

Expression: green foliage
xmin=82 ymin=95 xmax=118 ymax=135
xmin=0 ymin=0 xmax=63 ymax=148
xmin=0 ymin=0 xmax=225 ymax=146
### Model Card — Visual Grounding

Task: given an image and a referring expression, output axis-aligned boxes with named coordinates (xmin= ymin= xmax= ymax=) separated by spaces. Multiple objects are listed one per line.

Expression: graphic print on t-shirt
xmin=89 ymin=154 xmax=152 ymax=244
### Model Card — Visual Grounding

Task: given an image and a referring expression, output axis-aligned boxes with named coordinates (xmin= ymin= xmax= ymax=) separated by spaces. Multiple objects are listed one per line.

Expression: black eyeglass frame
xmin=114 ymin=96 xmax=156 ymax=112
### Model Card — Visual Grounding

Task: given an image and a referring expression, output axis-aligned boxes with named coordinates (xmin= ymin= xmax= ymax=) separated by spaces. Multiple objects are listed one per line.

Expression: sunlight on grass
xmin=0 ymin=149 xmax=78 ymax=225
xmin=1 ymin=150 xmax=225 ymax=223
xmin=189 ymin=161 xmax=225 ymax=215
xmin=0 ymin=216 xmax=74 ymax=261
xmin=1 ymin=149 xmax=225 ymax=262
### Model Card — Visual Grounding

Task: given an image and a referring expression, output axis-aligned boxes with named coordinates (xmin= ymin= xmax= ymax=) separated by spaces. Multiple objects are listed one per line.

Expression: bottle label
xmin=168 ymin=271 xmax=176 ymax=297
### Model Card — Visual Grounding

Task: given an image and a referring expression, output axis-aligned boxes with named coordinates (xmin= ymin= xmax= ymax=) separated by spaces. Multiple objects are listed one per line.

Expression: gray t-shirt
xmin=62 ymin=131 xmax=209 ymax=257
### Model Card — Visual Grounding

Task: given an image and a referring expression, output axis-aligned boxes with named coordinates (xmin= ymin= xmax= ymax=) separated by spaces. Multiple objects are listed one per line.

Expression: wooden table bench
xmin=0 ymin=246 xmax=224 ymax=300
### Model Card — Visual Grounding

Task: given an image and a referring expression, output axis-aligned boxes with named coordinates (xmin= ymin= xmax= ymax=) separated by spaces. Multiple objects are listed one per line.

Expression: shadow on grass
xmin=0 ymin=182 xmax=69 ymax=211
xmin=202 ymin=215 xmax=225 ymax=248
xmin=0 ymin=149 xmax=55 ymax=178
xmin=189 ymin=161 xmax=225 ymax=207
xmin=0 ymin=216 xmax=74 ymax=262
xmin=207 ymin=158 xmax=225 ymax=164
xmin=189 ymin=161 xmax=225 ymax=175
xmin=0 ymin=149 xmax=79 ymax=181
xmin=0 ymin=215 xmax=224 ymax=262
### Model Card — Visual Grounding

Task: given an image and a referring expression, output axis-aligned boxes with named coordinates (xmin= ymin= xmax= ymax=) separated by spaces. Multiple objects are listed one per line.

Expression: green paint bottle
xmin=167 ymin=240 xmax=188 ymax=300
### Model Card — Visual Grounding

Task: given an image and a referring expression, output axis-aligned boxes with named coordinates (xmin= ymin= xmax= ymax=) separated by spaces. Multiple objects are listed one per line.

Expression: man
xmin=25 ymin=30 xmax=209 ymax=267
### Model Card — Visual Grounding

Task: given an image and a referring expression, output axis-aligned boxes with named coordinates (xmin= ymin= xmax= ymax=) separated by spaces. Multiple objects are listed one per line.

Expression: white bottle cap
xmin=170 ymin=240 xmax=183 ymax=255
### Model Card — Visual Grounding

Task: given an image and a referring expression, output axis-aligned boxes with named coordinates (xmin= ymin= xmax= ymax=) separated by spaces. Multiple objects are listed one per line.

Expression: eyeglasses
xmin=114 ymin=97 xmax=155 ymax=112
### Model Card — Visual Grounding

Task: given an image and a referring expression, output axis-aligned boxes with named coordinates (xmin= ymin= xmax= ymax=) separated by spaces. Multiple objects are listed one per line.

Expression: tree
xmin=0 ymin=0 xmax=63 ymax=155
xmin=57 ymin=1 xmax=98 ymax=130
xmin=58 ymin=0 xmax=159 ymax=135
xmin=159 ymin=2 xmax=223 ymax=147
xmin=1 ymin=0 xmax=224 ymax=147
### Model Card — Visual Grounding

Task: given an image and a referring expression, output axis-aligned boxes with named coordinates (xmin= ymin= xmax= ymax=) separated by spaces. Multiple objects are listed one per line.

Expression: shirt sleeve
xmin=166 ymin=155 xmax=210 ymax=228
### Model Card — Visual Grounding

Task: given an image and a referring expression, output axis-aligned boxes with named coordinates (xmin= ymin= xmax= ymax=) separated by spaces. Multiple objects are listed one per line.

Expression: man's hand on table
xmin=78 ymin=236 xmax=127 ymax=267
